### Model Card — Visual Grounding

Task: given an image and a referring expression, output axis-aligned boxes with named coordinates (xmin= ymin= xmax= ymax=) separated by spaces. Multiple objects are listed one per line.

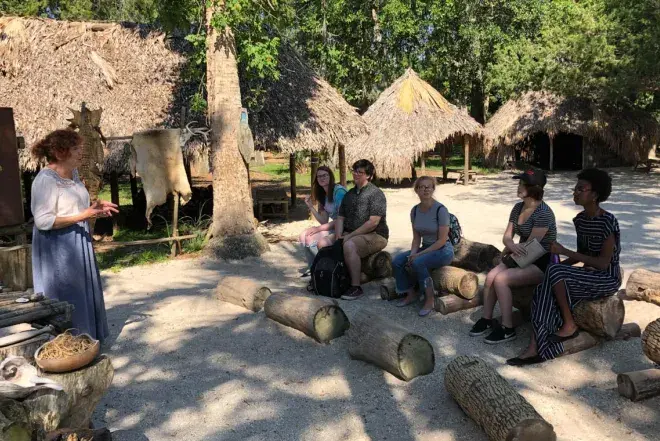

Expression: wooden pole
xmin=442 ymin=143 xmax=448 ymax=181
xmin=170 ymin=193 xmax=180 ymax=257
xmin=338 ymin=145 xmax=347 ymax=186
xmin=109 ymin=171 xmax=120 ymax=234
xmin=420 ymin=152 xmax=426 ymax=174
xmin=289 ymin=153 xmax=297 ymax=207
xmin=463 ymin=135 xmax=470 ymax=186
xmin=549 ymin=135 xmax=554 ymax=172
xmin=310 ymin=152 xmax=319 ymax=188
xmin=129 ymin=175 xmax=138 ymax=207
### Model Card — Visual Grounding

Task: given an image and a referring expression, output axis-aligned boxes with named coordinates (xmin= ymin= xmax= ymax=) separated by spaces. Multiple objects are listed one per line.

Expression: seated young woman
xmin=299 ymin=166 xmax=347 ymax=274
xmin=469 ymin=169 xmax=557 ymax=344
xmin=508 ymin=168 xmax=621 ymax=366
xmin=392 ymin=176 xmax=455 ymax=317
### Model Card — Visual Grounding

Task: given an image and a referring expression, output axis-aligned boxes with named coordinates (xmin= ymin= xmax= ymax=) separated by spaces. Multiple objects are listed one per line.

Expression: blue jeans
xmin=392 ymin=245 xmax=455 ymax=294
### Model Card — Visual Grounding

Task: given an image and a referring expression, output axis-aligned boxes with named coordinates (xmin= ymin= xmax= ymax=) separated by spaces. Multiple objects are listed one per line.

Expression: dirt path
xmin=98 ymin=169 xmax=660 ymax=441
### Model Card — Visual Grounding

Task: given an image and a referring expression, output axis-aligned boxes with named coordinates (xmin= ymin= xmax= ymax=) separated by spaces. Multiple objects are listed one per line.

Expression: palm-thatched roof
xmin=249 ymin=45 xmax=368 ymax=154
xmin=485 ymin=91 xmax=660 ymax=165
xmin=347 ymin=68 xmax=483 ymax=180
xmin=0 ymin=16 xmax=189 ymax=170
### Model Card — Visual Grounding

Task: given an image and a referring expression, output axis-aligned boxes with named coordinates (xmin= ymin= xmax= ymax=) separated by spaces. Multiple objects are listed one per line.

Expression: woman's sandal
xmin=506 ymin=355 xmax=544 ymax=366
xmin=548 ymin=329 xmax=580 ymax=344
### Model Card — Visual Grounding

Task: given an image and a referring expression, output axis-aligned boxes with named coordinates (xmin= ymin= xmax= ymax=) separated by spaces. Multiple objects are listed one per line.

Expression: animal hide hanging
xmin=130 ymin=129 xmax=192 ymax=226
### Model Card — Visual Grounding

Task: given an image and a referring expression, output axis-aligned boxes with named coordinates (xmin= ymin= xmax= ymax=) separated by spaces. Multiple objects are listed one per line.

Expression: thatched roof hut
xmin=485 ymin=91 xmax=660 ymax=167
xmin=0 ymin=16 xmax=189 ymax=160
xmin=348 ymin=68 xmax=483 ymax=180
xmin=249 ymin=46 xmax=367 ymax=154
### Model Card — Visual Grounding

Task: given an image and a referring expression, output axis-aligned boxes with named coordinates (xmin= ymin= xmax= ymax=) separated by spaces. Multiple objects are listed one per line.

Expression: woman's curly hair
xmin=31 ymin=130 xmax=82 ymax=163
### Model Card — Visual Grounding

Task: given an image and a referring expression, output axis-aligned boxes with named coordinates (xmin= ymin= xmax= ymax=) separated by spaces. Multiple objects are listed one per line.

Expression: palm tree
xmin=205 ymin=1 xmax=268 ymax=258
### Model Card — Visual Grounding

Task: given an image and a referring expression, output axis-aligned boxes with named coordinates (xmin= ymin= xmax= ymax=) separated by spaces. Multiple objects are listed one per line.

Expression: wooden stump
xmin=512 ymin=286 xmax=535 ymax=318
xmin=572 ymin=296 xmax=624 ymax=339
xmin=561 ymin=323 xmax=641 ymax=358
xmin=445 ymin=355 xmax=556 ymax=441
xmin=45 ymin=428 xmax=112 ymax=441
xmin=642 ymin=318 xmax=660 ymax=364
xmin=361 ymin=251 xmax=393 ymax=280
xmin=617 ymin=369 xmax=660 ymax=402
xmin=451 ymin=239 xmax=502 ymax=273
xmin=347 ymin=309 xmax=434 ymax=381
xmin=264 ymin=293 xmax=349 ymax=344
xmin=215 ymin=276 xmax=272 ymax=312
xmin=625 ymin=269 xmax=660 ymax=307
xmin=431 ymin=266 xmax=479 ymax=299
xmin=435 ymin=293 xmax=482 ymax=315
xmin=379 ymin=278 xmax=402 ymax=301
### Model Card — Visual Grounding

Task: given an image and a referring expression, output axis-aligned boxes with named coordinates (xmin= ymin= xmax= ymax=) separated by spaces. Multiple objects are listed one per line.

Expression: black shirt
xmin=338 ymin=182 xmax=389 ymax=239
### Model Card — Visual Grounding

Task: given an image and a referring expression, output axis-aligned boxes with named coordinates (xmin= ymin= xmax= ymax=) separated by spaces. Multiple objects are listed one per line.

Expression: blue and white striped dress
xmin=531 ymin=210 xmax=621 ymax=360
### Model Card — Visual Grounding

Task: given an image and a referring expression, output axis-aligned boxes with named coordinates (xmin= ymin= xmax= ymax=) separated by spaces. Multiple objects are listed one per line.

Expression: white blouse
xmin=31 ymin=168 xmax=90 ymax=230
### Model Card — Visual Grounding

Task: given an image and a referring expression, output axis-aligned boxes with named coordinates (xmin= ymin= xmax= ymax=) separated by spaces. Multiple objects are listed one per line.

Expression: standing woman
xmin=30 ymin=130 xmax=118 ymax=341
xmin=391 ymin=176 xmax=454 ymax=317
xmin=508 ymin=168 xmax=621 ymax=366
xmin=299 ymin=166 xmax=347 ymax=273
xmin=469 ymin=169 xmax=556 ymax=344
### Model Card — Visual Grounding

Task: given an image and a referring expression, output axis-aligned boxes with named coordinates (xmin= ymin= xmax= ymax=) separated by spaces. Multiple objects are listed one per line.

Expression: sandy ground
xmin=97 ymin=169 xmax=660 ymax=441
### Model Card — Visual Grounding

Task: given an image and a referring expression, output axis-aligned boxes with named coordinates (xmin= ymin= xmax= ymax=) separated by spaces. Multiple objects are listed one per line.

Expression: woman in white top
xmin=30 ymin=130 xmax=118 ymax=341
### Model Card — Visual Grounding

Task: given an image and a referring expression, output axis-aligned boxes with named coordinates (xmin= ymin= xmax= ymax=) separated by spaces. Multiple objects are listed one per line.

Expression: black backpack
xmin=307 ymin=239 xmax=350 ymax=298
xmin=411 ymin=203 xmax=462 ymax=246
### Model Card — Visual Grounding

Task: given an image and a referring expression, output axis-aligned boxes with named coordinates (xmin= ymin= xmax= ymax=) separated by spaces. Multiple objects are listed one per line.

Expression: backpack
xmin=411 ymin=204 xmax=462 ymax=246
xmin=307 ymin=239 xmax=350 ymax=298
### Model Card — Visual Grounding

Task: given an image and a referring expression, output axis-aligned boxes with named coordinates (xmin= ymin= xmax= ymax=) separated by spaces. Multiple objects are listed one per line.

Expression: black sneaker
xmin=469 ymin=318 xmax=494 ymax=336
xmin=484 ymin=326 xmax=517 ymax=345
xmin=341 ymin=286 xmax=364 ymax=301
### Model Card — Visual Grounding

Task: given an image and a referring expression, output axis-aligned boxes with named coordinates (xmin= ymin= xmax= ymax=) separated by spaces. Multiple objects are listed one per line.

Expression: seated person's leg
xmin=316 ymin=233 xmax=335 ymax=250
xmin=341 ymin=233 xmax=388 ymax=300
xmin=410 ymin=246 xmax=454 ymax=313
xmin=392 ymin=251 xmax=416 ymax=305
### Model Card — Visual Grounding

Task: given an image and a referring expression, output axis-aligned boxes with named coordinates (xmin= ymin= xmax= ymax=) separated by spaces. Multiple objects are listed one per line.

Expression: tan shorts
xmin=348 ymin=233 xmax=388 ymax=258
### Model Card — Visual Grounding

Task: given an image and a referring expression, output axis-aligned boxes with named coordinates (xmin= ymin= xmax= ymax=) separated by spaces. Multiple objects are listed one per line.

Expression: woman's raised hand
xmin=304 ymin=196 xmax=314 ymax=210
xmin=85 ymin=200 xmax=119 ymax=219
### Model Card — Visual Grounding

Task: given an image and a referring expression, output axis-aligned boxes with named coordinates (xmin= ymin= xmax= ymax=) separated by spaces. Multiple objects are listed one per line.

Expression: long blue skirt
xmin=32 ymin=222 xmax=109 ymax=341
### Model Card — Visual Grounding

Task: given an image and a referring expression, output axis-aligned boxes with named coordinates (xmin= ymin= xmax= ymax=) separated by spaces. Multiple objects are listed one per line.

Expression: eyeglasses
xmin=316 ymin=173 xmax=330 ymax=179
xmin=351 ymin=169 xmax=366 ymax=176
xmin=417 ymin=185 xmax=434 ymax=191
xmin=573 ymin=186 xmax=592 ymax=194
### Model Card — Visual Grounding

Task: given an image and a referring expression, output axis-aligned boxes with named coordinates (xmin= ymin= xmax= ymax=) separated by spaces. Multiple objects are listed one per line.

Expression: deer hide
xmin=130 ymin=129 xmax=192 ymax=226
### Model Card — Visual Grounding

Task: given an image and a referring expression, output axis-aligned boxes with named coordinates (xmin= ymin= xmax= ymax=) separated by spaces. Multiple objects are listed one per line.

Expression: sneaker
xmin=341 ymin=286 xmax=364 ymax=301
xmin=484 ymin=326 xmax=517 ymax=345
xmin=469 ymin=318 xmax=494 ymax=336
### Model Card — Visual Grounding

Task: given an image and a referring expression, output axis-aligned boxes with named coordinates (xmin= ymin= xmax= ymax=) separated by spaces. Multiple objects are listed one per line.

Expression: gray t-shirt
xmin=410 ymin=201 xmax=450 ymax=247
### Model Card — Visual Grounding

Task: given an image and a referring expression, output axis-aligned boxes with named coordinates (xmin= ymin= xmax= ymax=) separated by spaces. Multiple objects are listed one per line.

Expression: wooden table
xmin=256 ymin=189 xmax=289 ymax=220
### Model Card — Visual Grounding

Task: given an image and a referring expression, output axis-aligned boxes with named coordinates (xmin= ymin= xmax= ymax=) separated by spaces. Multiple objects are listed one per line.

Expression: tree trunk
xmin=625 ymin=269 xmax=660 ymax=307
xmin=379 ymin=277 xmax=401 ymax=301
xmin=452 ymin=239 xmax=502 ymax=273
xmin=571 ymin=296 xmax=624 ymax=339
xmin=435 ymin=293 xmax=483 ymax=315
xmin=206 ymin=2 xmax=267 ymax=259
xmin=215 ymin=276 xmax=272 ymax=312
xmin=361 ymin=251 xmax=392 ymax=280
xmin=431 ymin=267 xmax=479 ymax=299
xmin=617 ymin=369 xmax=660 ymax=402
xmin=463 ymin=135 xmax=470 ymax=186
xmin=445 ymin=355 xmax=556 ymax=441
xmin=347 ymin=309 xmax=434 ymax=381
xmin=264 ymin=293 xmax=349 ymax=344
xmin=289 ymin=153 xmax=297 ymax=207
xmin=442 ymin=143 xmax=448 ymax=181
xmin=338 ymin=145 xmax=347 ymax=187
xmin=642 ymin=318 xmax=660 ymax=364
xmin=469 ymin=82 xmax=487 ymax=125
xmin=0 ymin=398 xmax=31 ymax=441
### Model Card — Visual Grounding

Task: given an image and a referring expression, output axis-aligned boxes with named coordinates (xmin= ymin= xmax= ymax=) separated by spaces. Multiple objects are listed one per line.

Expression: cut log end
xmin=435 ymin=294 xmax=482 ymax=315
xmin=216 ymin=276 xmax=272 ymax=312
xmin=642 ymin=318 xmax=660 ymax=364
xmin=617 ymin=369 xmax=660 ymax=402
xmin=398 ymin=334 xmax=435 ymax=381
xmin=507 ymin=419 xmax=557 ymax=441
xmin=313 ymin=305 xmax=350 ymax=343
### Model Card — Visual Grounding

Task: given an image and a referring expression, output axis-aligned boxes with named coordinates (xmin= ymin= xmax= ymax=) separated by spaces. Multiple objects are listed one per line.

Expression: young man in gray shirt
xmin=335 ymin=159 xmax=389 ymax=300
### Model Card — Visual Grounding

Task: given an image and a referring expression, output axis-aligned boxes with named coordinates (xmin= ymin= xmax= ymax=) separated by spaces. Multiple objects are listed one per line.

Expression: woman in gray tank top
xmin=391 ymin=176 xmax=455 ymax=317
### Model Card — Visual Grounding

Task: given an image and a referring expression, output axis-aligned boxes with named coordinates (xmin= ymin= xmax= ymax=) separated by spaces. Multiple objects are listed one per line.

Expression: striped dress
xmin=531 ymin=210 xmax=621 ymax=360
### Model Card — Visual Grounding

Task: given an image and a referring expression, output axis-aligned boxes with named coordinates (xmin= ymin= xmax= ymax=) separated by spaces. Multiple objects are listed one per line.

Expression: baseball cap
xmin=512 ymin=169 xmax=546 ymax=187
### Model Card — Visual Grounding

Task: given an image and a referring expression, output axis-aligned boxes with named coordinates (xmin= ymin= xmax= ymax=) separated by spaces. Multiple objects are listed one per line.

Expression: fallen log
xmin=215 ymin=276 xmax=272 ymax=312
xmin=379 ymin=277 xmax=402 ymax=301
xmin=0 ymin=303 xmax=72 ymax=329
xmin=264 ymin=293 xmax=349 ymax=344
xmin=361 ymin=251 xmax=393 ymax=280
xmin=642 ymin=318 xmax=660 ymax=364
xmin=445 ymin=355 xmax=556 ymax=441
xmin=431 ymin=266 xmax=479 ymax=299
xmin=625 ymin=269 xmax=660 ymax=307
xmin=348 ymin=309 xmax=434 ymax=381
xmin=617 ymin=369 xmax=660 ymax=402
xmin=561 ymin=323 xmax=641 ymax=358
xmin=451 ymin=239 xmax=502 ymax=273
xmin=0 ymin=333 xmax=51 ymax=362
xmin=435 ymin=293 xmax=482 ymax=315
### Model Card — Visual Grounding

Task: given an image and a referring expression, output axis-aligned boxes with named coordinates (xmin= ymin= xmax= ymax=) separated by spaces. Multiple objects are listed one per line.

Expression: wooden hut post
xmin=442 ymin=143 xmax=448 ymax=181
xmin=549 ymin=135 xmax=554 ymax=172
xmin=171 ymin=192 xmax=181 ymax=257
xmin=463 ymin=135 xmax=470 ymax=186
xmin=310 ymin=152 xmax=319 ymax=188
xmin=289 ymin=153 xmax=297 ymax=207
xmin=109 ymin=171 xmax=120 ymax=234
xmin=129 ymin=175 xmax=139 ymax=207
xmin=420 ymin=152 xmax=426 ymax=174
xmin=338 ymin=145 xmax=347 ymax=186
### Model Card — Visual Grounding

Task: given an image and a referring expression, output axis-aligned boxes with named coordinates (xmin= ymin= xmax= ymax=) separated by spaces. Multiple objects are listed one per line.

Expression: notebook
xmin=511 ymin=238 xmax=548 ymax=269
